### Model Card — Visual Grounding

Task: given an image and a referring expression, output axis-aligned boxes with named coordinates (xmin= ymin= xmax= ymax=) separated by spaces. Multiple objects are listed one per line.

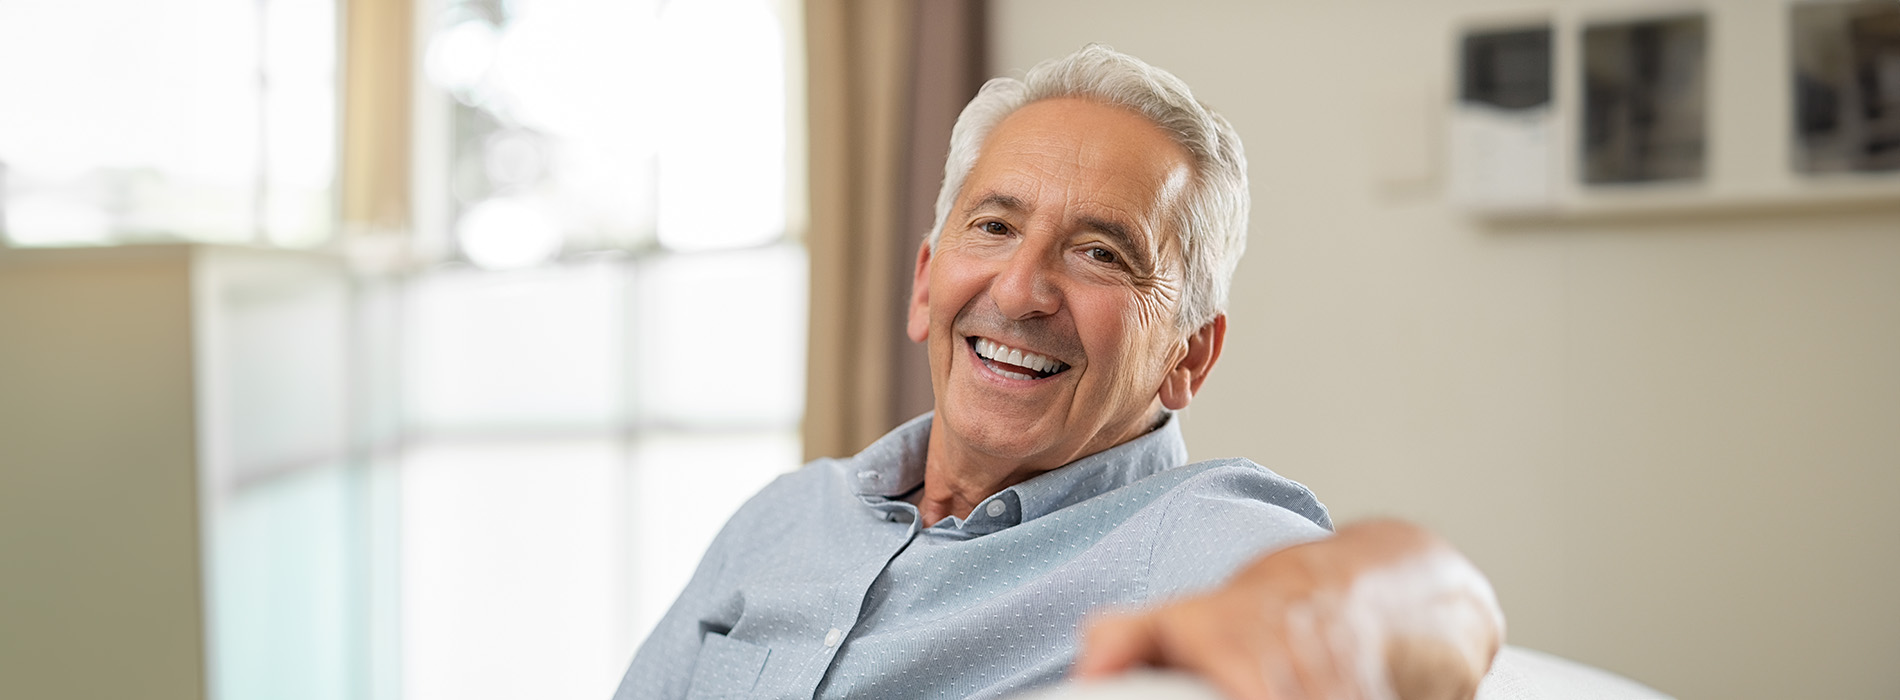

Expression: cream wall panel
xmin=0 ymin=246 xmax=205 ymax=700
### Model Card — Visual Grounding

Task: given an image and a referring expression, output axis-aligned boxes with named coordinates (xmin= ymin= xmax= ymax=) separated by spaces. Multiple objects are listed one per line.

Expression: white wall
xmin=992 ymin=2 xmax=1900 ymax=698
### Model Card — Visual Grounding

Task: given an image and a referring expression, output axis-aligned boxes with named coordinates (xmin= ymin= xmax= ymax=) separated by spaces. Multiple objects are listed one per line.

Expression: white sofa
xmin=1015 ymin=646 xmax=1671 ymax=700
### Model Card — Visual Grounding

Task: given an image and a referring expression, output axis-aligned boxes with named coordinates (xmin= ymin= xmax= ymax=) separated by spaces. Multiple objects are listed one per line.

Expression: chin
xmin=941 ymin=403 xmax=1059 ymax=461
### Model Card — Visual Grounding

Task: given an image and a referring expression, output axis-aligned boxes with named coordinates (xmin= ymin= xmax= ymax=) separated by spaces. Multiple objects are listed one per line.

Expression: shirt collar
xmin=847 ymin=412 xmax=1190 ymax=533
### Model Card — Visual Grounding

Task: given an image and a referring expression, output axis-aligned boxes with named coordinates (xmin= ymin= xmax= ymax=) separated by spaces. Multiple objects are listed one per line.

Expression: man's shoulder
xmin=1131 ymin=458 xmax=1334 ymax=596
xmin=729 ymin=456 xmax=861 ymax=518
xmin=690 ymin=456 xmax=872 ymax=571
xmin=1151 ymin=457 xmax=1333 ymax=531
xmin=722 ymin=452 xmax=917 ymax=531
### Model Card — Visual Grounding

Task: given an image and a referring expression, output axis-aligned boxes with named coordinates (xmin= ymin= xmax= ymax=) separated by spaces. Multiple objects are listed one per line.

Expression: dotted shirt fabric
xmin=612 ymin=412 xmax=1333 ymax=700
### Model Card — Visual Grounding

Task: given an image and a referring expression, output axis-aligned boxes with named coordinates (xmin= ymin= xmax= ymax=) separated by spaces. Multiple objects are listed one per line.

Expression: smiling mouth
xmin=968 ymin=336 xmax=1071 ymax=381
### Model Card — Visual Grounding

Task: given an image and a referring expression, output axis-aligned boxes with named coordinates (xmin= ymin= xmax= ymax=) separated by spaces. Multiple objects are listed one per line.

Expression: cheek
xmin=928 ymin=260 xmax=982 ymax=321
xmin=1115 ymin=292 xmax=1187 ymax=378
xmin=1075 ymin=295 xmax=1152 ymax=372
xmin=1125 ymin=279 xmax=1181 ymax=333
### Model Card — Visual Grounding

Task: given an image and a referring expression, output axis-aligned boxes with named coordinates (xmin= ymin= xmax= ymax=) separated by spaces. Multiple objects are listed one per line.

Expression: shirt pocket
xmin=684 ymin=632 xmax=771 ymax=700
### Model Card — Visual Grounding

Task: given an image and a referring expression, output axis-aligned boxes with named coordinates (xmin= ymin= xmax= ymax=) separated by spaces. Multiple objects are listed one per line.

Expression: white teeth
xmin=971 ymin=336 xmax=1069 ymax=376
xmin=992 ymin=368 xmax=1036 ymax=381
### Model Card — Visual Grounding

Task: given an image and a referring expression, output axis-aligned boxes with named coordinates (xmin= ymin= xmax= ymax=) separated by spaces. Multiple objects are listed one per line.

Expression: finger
xmin=1144 ymin=603 xmax=1286 ymax=700
xmin=1283 ymin=602 xmax=1358 ymax=700
xmin=1324 ymin=609 xmax=1393 ymax=700
xmin=1073 ymin=612 xmax=1162 ymax=678
xmin=1172 ymin=640 xmax=1288 ymax=700
xmin=1315 ymin=609 xmax=1374 ymax=700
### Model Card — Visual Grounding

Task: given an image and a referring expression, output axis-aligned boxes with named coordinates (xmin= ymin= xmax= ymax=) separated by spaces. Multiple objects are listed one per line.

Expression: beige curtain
xmin=802 ymin=0 xmax=987 ymax=461
xmin=340 ymin=0 xmax=411 ymax=237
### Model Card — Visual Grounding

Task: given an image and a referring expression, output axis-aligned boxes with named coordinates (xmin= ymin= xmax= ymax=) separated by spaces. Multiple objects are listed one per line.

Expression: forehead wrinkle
xmin=962 ymin=100 xmax=1189 ymax=271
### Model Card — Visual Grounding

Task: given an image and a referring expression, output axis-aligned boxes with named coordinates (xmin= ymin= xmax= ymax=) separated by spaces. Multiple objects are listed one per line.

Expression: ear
xmin=906 ymin=240 xmax=933 ymax=343
xmin=1158 ymin=314 xmax=1226 ymax=411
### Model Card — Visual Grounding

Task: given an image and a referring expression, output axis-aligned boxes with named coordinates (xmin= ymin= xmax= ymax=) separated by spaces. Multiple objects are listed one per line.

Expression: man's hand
xmin=1073 ymin=520 xmax=1504 ymax=700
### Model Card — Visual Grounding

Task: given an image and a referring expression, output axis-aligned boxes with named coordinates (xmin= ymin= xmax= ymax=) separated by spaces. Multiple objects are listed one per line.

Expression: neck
xmin=916 ymin=415 xmax=1043 ymax=525
xmin=914 ymin=407 xmax=1168 ymax=525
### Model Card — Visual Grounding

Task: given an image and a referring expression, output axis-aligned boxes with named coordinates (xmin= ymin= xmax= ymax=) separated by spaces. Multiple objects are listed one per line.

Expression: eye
xmin=1086 ymin=246 xmax=1119 ymax=264
xmin=981 ymin=220 xmax=1010 ymax=236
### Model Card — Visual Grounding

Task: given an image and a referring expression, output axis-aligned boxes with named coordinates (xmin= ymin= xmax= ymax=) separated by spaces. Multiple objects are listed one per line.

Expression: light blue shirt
xmin=613 ymin=412 xmax=1333 ymax=700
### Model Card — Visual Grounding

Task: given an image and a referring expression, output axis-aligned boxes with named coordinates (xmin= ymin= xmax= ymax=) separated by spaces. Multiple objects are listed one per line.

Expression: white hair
xmin=927 ymin=44 xmax=1250 ymax=331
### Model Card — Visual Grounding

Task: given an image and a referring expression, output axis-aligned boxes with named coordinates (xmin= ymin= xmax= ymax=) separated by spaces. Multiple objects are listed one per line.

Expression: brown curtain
xmin=802 ymin=0 xmax=987 ymax=461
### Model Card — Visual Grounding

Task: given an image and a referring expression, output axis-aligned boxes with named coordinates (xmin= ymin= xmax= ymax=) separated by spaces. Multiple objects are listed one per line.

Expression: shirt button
xmin=824 ymin=628 xmax=843 ymax=648
xmin=985 ymin=501 xmax=1006 ymax=517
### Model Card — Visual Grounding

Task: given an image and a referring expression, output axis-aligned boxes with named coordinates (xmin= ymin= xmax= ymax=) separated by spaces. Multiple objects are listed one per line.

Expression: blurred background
xmin=1 ymin=1 xmax=1896 ymax=699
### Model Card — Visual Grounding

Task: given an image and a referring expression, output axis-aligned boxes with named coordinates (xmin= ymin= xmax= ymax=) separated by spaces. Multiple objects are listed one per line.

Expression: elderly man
xmin=615 ymin=46 xmax=1502 ymax=700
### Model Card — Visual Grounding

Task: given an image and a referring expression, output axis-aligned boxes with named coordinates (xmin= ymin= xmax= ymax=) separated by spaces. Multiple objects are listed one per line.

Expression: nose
xmin=991 ymin=242 xmax=1061 ymax=320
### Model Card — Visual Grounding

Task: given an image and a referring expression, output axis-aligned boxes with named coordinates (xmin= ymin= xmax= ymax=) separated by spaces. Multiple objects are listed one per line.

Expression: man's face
xmin=908 ymin=97 xmax=1220 ymax=472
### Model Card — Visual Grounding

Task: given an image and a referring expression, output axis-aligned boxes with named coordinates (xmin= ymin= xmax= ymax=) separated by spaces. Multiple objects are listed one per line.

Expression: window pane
xmin=655 ymin=0 xmax=787 ymax=251
xmin=626 ymin=430 xmax=800 ymax=637
xmin=209 ymin=463 xmax=365 ymax=700
xmin=631 ymin=245 xmax=807 ymax=428
xmin=0 ymin=0 xmax=335 ymax=247
xmin=207 ymin=255 xmax=351 ymax=477
xmin=263 ymin=0 xmax=340 ymax=246
xmin=400 ymin=438 xmax=628 ymax=700
xmin=405 ymin=262 xmax=626 ymax=433
xmin=428 ymin=0 xmax=666 ymax=262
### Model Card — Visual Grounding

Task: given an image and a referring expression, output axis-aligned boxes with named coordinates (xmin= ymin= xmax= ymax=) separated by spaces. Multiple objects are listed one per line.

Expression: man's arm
xmin=1074 ymin=519 xmax=1504 ymax=700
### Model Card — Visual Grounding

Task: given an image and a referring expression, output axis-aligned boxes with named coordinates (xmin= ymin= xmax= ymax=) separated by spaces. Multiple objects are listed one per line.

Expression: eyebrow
xmin=961 ymin=191 xmax=1157 ymax=272
xmin=962 ymin=192 xmax=1027 ymax=217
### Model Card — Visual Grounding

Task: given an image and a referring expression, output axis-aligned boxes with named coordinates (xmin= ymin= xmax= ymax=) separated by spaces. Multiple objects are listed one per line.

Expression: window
xmin=0 ymin=2 xmax=806 ymax=699
xmin=0 ymin=0 xmax=337 ymax=247
xmin=400 ymin=1 xmax=807 ymax=699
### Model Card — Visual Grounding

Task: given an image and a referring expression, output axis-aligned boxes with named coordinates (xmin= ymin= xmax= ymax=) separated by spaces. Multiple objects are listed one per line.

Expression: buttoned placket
xmin=804 ymin=487 xmax=925 ymax=698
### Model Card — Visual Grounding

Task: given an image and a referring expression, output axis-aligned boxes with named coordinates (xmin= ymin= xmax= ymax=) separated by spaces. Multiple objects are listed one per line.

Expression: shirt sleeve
xmin=1142 ymin=461 xmax=1334 ymax=600
xmin=611 ymin=467 xmax=796 ymax=700
xmin=610 ymin=521 xmax=731 ymax=700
